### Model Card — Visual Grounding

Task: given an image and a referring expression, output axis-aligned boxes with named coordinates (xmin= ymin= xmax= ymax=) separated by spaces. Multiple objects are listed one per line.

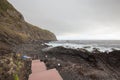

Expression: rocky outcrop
xmin=40 ymin=46 xmax=120 ymax=80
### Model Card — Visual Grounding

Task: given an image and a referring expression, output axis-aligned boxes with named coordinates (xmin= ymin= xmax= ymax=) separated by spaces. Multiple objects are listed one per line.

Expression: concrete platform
xmin=32 ymin=60 xmax=41 ymax=63
xmin=32 ymin=62 xmax=46 ymax=73
xmin=29 ymin=60 xmax=63 ymax=80
xmin=29 ymin=69 xmax=63 ymax=80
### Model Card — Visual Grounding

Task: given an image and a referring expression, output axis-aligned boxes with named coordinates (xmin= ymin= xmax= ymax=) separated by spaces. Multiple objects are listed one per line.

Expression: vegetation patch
xmin=13 ymin=73 xmax=19 ymax=80
xmin=0 ymin=0 xmax=13 ymax=12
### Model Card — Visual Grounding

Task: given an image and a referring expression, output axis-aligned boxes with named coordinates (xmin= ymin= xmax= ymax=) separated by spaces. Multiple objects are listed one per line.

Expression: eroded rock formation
xmin=40 ymin=46 xmax=120 ymax=80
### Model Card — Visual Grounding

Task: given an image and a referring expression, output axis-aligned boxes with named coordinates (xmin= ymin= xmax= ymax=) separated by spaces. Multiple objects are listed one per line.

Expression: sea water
xmin=45 ymin=40 xmax=120 ymax=52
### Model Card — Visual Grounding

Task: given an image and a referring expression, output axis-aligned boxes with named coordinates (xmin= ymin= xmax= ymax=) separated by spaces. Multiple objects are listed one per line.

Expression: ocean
xmin=46 ymin=40 xmax=120 ymax=52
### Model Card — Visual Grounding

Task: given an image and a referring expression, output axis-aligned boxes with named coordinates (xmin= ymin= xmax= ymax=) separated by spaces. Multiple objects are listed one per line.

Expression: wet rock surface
xmin=40 ymin=46 xmax=120 ymax=80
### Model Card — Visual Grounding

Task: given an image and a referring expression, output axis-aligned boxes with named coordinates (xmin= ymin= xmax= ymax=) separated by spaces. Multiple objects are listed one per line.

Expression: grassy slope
xmin=0 ymin=0 xmax=56 ymax=50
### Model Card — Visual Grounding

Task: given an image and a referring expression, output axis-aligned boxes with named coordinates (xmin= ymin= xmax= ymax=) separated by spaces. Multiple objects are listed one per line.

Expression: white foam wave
xmin=45 ymin=42 xmax=120 ymax=52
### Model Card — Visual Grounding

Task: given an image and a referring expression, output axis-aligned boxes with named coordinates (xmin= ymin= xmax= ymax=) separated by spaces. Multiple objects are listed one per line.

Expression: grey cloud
xmin=9 ymin=0 xmax=120 ymax=39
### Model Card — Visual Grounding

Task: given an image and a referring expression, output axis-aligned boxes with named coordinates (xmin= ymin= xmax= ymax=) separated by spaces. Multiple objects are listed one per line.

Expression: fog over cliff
xmin=9 ymin=0 xmax=120 ymax=40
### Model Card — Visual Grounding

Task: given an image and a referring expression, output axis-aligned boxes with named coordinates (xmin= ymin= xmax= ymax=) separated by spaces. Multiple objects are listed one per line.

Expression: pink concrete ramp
xmin=29 ymin=60 xmax=63 ymax=80
xmin=32 ymin=62 xmax=46 ymax=73
xmin=32 ymin=60 xmax=41 ymax=63
xmin=29 ymin=69 xmax=63 ymax=80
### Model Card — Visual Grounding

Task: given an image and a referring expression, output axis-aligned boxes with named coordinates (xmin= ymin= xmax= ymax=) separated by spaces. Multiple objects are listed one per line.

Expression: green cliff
xmin=0 ymin=0 xmax=56 ymax=50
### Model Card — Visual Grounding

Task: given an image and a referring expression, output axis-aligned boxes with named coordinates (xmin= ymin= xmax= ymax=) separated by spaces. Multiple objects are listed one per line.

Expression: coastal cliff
xmin=0 ymin=0 xmax=56 ymax=50
xmin=0 ymin=0 xmax=56 ymax=80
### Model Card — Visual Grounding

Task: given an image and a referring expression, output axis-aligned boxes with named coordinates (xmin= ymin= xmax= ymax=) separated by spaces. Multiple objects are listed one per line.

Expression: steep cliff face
xmin=0 ymin=0 xmax=56 ymax=50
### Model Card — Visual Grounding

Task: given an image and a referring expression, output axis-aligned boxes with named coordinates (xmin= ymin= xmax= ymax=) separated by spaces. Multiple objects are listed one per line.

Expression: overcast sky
xmin=8 ymin=0 xmax=120 ymax=40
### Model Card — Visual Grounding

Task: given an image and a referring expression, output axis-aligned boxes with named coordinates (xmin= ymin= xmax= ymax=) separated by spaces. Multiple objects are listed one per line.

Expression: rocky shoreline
xmin=40 ymin=46 xmax=120 ymax=80
xmin=8 ymin=41 xmax=120 ymax=80
xmin=1 ymin=40 xmax=120 ymax=80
